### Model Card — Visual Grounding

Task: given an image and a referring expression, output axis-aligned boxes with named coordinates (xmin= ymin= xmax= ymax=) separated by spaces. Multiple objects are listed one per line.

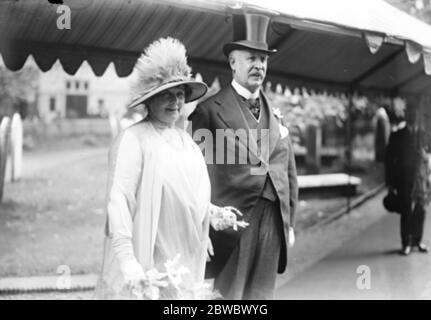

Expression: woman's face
xmin=147 ymin=86 xmax=185 ymax=126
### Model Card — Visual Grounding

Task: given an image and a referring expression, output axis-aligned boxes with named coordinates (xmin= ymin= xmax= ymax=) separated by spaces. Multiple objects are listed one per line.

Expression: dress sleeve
xmin=106 ymin=130 xmax=144 ymax=277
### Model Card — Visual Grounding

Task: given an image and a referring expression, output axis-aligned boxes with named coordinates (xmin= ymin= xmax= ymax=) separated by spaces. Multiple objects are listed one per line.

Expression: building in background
xmin=37 ymin=59 xmax=135 ymax=123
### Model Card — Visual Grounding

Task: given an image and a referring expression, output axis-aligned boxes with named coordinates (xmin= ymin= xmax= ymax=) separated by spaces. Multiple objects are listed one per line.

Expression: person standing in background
xmin=385 ymin=101 xmax=429 ymax=256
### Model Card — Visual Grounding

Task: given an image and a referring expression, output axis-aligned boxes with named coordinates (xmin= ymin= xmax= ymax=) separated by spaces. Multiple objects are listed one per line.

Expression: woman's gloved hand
xmin=121 ymin=259 xmax=146 ymax=287
xmin=209 ymin=204 xmax=249 ymax=231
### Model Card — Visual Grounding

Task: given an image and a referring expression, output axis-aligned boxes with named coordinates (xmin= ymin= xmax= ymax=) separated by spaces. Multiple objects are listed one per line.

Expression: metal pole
xmin=345 ymin=91 xmax=354 ymax=213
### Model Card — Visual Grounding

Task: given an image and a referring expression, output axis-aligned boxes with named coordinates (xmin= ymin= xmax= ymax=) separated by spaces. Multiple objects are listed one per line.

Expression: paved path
xmin=276 ymin=200 xmax=431 ymax=299
xmin=2 ymin=190 xmax=430 ymax=299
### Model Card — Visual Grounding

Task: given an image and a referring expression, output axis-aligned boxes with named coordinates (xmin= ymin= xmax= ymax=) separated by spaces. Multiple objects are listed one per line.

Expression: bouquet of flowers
xmin=128 ymin=254 xmax=221 ymax=300
xmin=209 ymin=205 xmax=249 ymax=231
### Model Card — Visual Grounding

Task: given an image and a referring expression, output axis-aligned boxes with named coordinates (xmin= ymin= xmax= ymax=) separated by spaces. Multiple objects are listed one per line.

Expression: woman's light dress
xmin=95 ymin=120 xmax=211 ymax=299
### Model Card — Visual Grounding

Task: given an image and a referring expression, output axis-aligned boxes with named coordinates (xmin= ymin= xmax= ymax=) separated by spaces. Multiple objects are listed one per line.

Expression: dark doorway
xmin=66 ymin=94 xmax=88 ymax=118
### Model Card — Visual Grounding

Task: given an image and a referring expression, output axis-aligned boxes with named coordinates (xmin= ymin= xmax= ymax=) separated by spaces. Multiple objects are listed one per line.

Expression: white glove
xmin=209 ymin=205 xmax=249 ymax=231
xmin=111 ymin=235 xmax=146 ymax=285
xmin=120 ymin=259 xmax=146 ymax=285
xmin=288 ymin=227 xmax=295 ymax=248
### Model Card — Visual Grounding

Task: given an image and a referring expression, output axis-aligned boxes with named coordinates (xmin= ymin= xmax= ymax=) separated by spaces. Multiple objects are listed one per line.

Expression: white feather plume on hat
xmin=128 ymin=37 xmax=207 ymax=109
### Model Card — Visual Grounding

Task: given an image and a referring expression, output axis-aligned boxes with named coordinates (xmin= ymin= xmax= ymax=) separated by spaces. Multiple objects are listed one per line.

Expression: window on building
xmin=84 ymin=81 xmax=89 ymax=90
xmin=66 ymin=81 xmax=71 ymax=89
xmin=49 ymin=97 xmax=56 ymax=112
xmin=76 ymin=81 xmax=80 ymax=90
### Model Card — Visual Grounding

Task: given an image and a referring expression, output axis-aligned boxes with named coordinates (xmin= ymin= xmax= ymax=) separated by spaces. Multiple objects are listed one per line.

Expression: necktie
xmin=247 ymin=97 xmax=260 ymax=120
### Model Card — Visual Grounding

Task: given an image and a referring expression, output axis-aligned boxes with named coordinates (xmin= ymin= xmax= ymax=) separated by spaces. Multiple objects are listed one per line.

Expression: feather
xmin=132 ymin=37 xmax=192 ymax=96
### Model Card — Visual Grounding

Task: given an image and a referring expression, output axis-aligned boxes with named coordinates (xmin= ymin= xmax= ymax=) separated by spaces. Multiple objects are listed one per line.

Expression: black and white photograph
xmin=0 ymin=0 xmax=431 ymax=303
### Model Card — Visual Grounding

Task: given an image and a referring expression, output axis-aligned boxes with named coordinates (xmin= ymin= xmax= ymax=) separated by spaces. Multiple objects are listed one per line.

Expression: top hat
xmin=223 ymin=13 xmax=277 ymax=57
xmin=128 ymin=37 xmax=208 ymax=109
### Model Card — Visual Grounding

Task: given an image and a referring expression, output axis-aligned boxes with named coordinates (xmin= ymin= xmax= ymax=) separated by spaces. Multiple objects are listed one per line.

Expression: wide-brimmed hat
xmin=223 ymin=13 xmax=277 ymax=57
xmin=128 ymin=37 xmax=208 ymax=109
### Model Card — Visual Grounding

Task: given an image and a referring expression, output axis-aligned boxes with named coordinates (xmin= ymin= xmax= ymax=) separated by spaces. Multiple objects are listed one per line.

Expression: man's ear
xmin=228 ymin=55 xmax=235 ymax=70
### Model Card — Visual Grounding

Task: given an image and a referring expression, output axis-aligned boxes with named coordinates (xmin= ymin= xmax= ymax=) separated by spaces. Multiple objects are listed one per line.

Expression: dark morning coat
xmin=188 ymin=85 xmax=298 ymax=277
xmin=385 ymin=126 xmax=419 ymax=212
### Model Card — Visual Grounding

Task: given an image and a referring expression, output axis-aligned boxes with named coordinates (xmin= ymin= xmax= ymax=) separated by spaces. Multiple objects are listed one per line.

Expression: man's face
xmin=229 ymin=50 xmax=268 ymax=93
xmin=393 ymin=98 xmax=406 ymax=119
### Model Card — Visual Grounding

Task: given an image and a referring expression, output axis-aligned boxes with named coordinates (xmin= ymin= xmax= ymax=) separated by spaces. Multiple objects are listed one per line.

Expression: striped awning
xmin=1 ymin=0 xmax=431 ymax=95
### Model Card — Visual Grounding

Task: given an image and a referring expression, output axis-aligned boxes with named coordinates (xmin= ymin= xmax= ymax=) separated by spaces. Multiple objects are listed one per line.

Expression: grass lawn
xmin=0 ymin=138 xmax=109 ymax=277
xmin=0 ymin=136 xmax=384 ymax=278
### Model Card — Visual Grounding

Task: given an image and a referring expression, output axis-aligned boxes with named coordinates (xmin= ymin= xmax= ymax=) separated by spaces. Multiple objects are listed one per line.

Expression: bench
xmin=297 ymin=173 xmax=361 ymax=199
xmin=293 ymin=145 xmax=342 ymax=167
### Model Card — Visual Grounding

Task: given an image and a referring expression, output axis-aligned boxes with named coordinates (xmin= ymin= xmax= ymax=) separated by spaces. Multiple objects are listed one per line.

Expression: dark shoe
xmin=416 ymin=243 xmax=428 ymax=253
xmin=400 ymin=246 xmax=412 ymax=256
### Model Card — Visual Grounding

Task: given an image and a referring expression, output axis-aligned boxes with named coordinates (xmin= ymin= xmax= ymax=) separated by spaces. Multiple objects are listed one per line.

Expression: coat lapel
xmin=261 ymin=93 xmax=281 ymax=157
xmin=215 ymin=87 xmax=261 ymax=161
xmin=215 ymin=87 xmax=247 ymax=131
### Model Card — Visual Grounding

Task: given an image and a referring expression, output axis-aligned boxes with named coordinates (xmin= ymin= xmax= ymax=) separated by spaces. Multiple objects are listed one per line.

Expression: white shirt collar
xmin=231 ymin=79 xmax=260 ymax=100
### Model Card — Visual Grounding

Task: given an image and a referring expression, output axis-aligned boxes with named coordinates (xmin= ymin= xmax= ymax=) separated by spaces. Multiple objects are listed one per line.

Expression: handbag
xmin=383 ymin=190 xmax=402 ymax=214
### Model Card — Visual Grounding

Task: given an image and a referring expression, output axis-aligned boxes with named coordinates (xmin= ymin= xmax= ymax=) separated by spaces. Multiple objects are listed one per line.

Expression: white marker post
xmin=0 ymin=117 xmax=11 ymax=202
xmin=108 ymin=113 xmax=119 ymax=139
xmin=10 ymin=113 xmax=23 ymax=182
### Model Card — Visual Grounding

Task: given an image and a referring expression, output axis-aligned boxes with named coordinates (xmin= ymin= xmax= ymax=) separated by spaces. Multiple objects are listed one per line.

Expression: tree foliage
xmin=386 ymin=0 xmax=431 ymax=24
xmin=0 ymin=65 xmax=39 ymax=119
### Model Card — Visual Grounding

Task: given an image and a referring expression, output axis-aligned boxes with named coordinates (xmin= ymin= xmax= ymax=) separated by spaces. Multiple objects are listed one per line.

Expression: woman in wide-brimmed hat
xmin=94 ymin=37 xmax=247 ymax=300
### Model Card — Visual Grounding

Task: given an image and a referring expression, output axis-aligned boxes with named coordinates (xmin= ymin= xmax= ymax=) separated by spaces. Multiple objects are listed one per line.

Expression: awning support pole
xmin=345 ymin=88 xmax=354 ymax=214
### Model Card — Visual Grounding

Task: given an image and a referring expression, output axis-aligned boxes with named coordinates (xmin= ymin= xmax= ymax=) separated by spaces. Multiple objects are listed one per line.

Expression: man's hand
xmin=206 ymin=237 xmax=214 ymax=262
xmin=121 ymin=259 xmax=146 ymax=290
xmin=288 ymin=227 xmax=295 ymax=248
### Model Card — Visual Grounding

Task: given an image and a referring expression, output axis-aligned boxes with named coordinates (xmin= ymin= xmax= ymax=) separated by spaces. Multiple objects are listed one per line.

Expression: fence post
xmin=305 ymin=123 xmax=322 ymax=174
xmin=108 ymin=113 xmax=119 ymax=139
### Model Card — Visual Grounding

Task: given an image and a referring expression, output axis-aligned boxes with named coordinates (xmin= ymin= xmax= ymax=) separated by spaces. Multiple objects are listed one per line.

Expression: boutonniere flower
xmin=272 ymin=108 xmax=289 ymax=138
xmin=272 ymin=107 xmax=284 ymax=119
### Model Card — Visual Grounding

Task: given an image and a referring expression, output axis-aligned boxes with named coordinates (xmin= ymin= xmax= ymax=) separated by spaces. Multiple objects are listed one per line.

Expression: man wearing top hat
xmin=188 ymin=12 xmax=298 ymax=300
